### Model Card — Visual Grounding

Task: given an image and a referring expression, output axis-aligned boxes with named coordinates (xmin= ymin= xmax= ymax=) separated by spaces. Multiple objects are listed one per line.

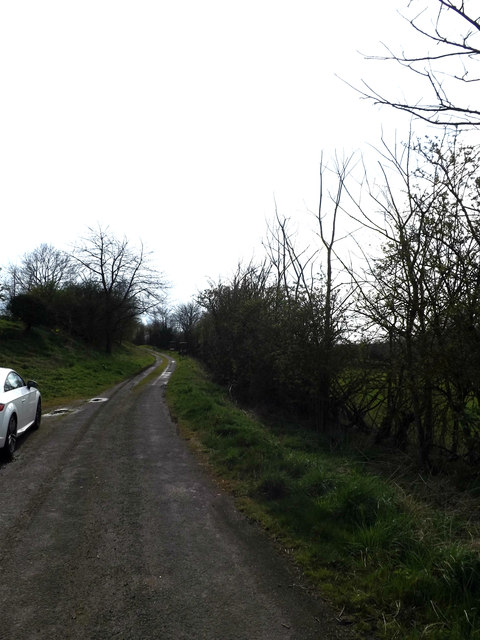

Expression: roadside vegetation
xmin=0 ymin=318 xmax=155 ymax=410
xmin=167 ymin=356 xmax=480 ymax=639
xmin=191 ymin=133 xmax=480 ymax=471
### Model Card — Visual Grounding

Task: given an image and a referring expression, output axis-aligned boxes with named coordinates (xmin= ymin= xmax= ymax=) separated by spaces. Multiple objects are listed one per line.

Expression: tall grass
xmin=0 ymin=319 xmax=155 ymax=408
xmin=166 ymin=356 xmax=480 ymax=639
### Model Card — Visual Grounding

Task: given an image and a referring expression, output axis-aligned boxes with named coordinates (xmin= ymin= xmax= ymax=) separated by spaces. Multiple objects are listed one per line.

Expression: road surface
xmin=0 ymin=356 xmax=356 ymax=640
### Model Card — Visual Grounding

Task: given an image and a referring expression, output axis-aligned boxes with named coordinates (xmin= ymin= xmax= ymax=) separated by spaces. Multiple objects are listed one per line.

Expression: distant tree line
xmin=2 ymin=227 xmax=167 ymax=354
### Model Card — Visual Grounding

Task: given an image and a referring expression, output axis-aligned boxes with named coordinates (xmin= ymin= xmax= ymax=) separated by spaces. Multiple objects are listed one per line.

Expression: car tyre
xmin=2 ymin=415 xmax=17 ymax=461
xmin=33 ymin=399 xmax=42 ymax=430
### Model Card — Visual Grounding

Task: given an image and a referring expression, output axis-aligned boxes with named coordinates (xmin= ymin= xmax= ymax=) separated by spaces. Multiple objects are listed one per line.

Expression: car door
xmin=4 ymin=371 xmax=31 ymax=431
xmin=23 ymin=380 xmax=38 ymax=426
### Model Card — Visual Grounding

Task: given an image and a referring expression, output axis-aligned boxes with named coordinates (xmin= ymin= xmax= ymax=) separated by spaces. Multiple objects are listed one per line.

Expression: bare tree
xmin=172 ymin=301 xmax=202 ymax=351
xmin=173 ymin=302 xmax=202 ymax=333
xmin=264 ymin=206 xmax=319 ymax=304
xmin=359 ymin=0 xmax=480 ymax=126
xmin=312 ymin=154 xmax=359 ymax=430
xmin=0 ymin=268 xmax=9 ymax=315
xmin=0 ymin=268 xmax=6 ymax=302
xmin=262 ymin=157 xmax=357 ymax=431
xmin=5 ymin=244 xmax=75 ymax=298
xmin=72 ymin=226 xmax=167 ymax=353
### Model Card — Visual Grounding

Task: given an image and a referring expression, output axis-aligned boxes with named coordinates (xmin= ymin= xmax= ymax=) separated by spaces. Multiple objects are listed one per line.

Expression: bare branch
xmin=349 ymin=0 xmax=480 ymax=126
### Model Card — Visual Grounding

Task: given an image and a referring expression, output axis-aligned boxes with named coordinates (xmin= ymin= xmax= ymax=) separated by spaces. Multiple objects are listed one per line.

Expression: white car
xmin=0 ymin=368 xmax=41 ymax=461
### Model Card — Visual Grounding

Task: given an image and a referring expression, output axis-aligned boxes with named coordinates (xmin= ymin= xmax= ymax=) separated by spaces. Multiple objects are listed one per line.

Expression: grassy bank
xmin=0 ymin=319 xmax=155 ymax=409
xmin=166 ymin=356 xmax=480 ymax=639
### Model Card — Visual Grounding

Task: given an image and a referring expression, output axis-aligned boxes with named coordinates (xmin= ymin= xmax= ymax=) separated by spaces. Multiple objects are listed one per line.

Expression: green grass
xmin=0 ymin=319 xmax=155 ymax=409
xmin=166 ymin=356 xmax=480 ymax=639
xmin=132 ymin=356 xmax=169 ymax=391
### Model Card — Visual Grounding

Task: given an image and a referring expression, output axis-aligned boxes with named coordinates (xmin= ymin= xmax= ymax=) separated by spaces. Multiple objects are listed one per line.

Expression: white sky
xmin=1 ymin=1 xmax=427 ymax=305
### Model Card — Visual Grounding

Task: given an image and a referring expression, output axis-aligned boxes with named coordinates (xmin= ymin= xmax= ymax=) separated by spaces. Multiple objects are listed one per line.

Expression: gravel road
xmin=0 ymin=357 xmax=357 ymax=640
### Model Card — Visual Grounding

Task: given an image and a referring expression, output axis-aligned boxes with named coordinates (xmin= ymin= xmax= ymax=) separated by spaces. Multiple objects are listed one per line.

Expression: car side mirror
xmin=27 ymin=380 xmax=38 ymax=389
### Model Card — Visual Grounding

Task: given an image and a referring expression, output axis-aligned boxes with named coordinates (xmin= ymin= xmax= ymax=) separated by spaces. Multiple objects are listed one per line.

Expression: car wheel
xmin=33 ymin=399 xmax=42 ymax=430
xmin=2 ymin=415 xmax=17 ymax=461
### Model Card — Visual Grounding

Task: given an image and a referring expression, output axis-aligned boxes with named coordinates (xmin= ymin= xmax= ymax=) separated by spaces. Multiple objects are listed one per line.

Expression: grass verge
xmin=132 ymin=355 xmax=169 ymax=391
xmin=0 ymin=319 xmax=156 ymax=409
xmin=166 ymin=356 xmax=480 ymax=639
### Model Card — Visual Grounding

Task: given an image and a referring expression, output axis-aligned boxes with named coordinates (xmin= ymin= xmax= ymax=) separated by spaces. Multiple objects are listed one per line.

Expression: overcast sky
xmin=1 ymin=1 xmax=423 ymax=304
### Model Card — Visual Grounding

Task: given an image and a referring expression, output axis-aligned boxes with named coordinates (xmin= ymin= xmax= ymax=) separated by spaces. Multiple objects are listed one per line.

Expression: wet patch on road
xmin=153 ymin=360 xmax=176 ymax=386
xmin=44 ymin=397 xmax=108 ymax=417
xmin=43 ymin=408 xmax=79 ymax=417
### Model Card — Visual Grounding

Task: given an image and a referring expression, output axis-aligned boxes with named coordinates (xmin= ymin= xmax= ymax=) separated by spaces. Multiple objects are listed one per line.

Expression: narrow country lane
xmin=0 ymin=357 xmax=355 ymax=640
